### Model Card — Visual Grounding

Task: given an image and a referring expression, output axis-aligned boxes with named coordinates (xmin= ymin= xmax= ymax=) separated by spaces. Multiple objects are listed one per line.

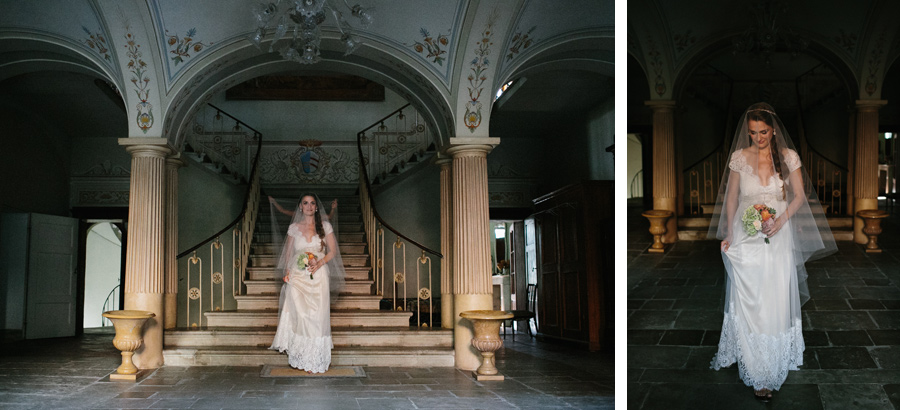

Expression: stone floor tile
xmin=870 ymin=346 xmax=900 ymax=369
xmin=628 ymin=310 xmax=680 ymax=329
xmin=869 ymin=330 xmax=900 ymax=345
xmin=817 ymin=383 xmax=893 ymax=410
xmin=826 ymin=330 xmax=874 ymax=346
xmin=813 ymin=347 xmax=878 ymax=369
xmin=627 ymin=346 xmax=692 ymax=369
xmin=659 ymin=330 xmax=704 ymax=346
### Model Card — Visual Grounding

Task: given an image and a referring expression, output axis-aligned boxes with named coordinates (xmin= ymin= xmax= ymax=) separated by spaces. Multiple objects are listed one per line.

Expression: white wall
xmin=84 ymin=223 xmax=122 ymax=328
xmin=627 ymin=134 xmax=643 ymax=197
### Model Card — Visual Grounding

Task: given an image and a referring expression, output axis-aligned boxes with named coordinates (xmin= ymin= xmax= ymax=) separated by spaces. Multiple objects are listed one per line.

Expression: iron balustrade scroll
xmin=806 ymin=149 xmax=847 ymax=215
xmin=177 ymin=104 xmax=263 ymax=328
xmin=357 ymin=105 xmax=442 ymax=328
xmin=684 ymin=151 xmax=724 ymax=215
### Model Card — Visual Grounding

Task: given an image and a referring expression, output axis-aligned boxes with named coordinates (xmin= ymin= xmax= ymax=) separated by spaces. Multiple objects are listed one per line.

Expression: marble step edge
xmin=676 ymin=228 xmax=854 ymax=241
xmin=205 ymin=309 xmax=408 ymax=318
xmin=164 ymin=327 xmax=453 ymax=348
xmin=677 ymin=216 xmax=854 ymax=229
xmin=162 ymin=346 xmax=455 ymax=367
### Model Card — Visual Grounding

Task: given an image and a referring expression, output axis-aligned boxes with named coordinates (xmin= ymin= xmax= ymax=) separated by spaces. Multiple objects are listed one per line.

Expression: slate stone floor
xmin=0 ymin=328 xmax=613 ymax=409
xmin=628 ymin=199 xmax=900 ymax=409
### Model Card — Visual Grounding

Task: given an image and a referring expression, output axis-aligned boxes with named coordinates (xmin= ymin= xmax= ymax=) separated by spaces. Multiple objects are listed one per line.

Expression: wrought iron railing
xmin=630 ymin=169 xmax=642 ymax=198
xmin=806 ymin=148 xmax=847 ymax=215
xmin=357 ymin=105 xmax=442 ymax=328
xmin=176 ymin=104 xmax=263 ymax=328
xmin=100 ymin=284 xmax=120 ymax=327
xmin=684 ymin=149 xmax=724 ymax=215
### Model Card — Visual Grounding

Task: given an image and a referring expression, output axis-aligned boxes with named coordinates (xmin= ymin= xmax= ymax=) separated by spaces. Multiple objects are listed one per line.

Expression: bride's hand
xmin=762 ymin=217 xmax=785 ymax=238
xmin=283 ymin=275 xmax=289 ymax=283
xmin=308 ymin=260 xmax=318 ymax=273
xmin=721 ymin=234 xmax=732 ymax=252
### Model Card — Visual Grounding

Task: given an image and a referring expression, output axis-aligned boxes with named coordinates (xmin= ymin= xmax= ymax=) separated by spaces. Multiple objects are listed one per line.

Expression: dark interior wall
xmin=373 ymin=163 xmax=442 ymax=298
xmin=0 ymin=97 xmax=71 ymax=216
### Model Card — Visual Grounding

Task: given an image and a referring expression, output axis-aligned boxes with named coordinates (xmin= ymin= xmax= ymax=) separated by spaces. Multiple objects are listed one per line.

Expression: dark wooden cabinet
xmin=533 ymin=181 xmax=613 ymax=351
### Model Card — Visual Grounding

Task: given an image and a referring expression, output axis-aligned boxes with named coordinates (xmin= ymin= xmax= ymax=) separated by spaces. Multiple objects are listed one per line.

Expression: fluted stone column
xmin=164 ymin=156 xmax=184 ymax=330
xmin=646 ymin=100 xmax=678 ymax=243
xmin=119 ymin=138 xmax=171 ymax=369
xmin=448 ymin=138 xmax=498 ymax=371
xmin=853 ymin=100 xmax=887 ymax=243
xmin=437 ymin=157 xmax=454 ymax=330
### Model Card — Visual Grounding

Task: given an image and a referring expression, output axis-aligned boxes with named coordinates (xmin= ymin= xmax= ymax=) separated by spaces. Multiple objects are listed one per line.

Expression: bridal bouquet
xmin=296 ymin=251 xmax=318 ymax=279
xmin=742 ymin=204 xmax=777 ymax=244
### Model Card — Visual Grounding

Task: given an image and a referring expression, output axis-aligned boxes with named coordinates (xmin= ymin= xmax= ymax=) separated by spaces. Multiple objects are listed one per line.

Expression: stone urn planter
xmin=460 ymin=310 xmax=514 ymax=381
xmin=101 ymin=310 xmax=155 ymax=381
xmin=642 ymin=209 xmax=674 ymax=253
xmin=857 ymin=209 xmax=889 ymax=253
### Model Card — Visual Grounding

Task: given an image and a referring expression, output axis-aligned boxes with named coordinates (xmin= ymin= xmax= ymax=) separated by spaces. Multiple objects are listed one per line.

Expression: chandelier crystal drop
xmin=249 ymin=0 xmax=373 ymax=64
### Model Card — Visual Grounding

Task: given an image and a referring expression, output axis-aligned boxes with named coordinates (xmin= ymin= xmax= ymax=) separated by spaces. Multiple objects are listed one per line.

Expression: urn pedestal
xmin=460 ymin=310 xmax=514 ymax=381
xmin=857 ymin=209 xmax=889 ymax=253
xmin=101 ymin=310 xmax=156 ymax=381
xmin=642 ymin=210 xmax=674 ymax=253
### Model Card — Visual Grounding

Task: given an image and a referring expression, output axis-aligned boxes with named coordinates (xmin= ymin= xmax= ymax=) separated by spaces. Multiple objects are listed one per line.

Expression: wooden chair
xmin=504 ymin=284 xmax=537 ymax=340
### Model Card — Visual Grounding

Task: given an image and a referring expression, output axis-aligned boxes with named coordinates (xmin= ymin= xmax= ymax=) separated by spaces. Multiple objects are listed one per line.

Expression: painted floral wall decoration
xmin=506 ymin=26 xmax=535 ymax=61
xmin=125 ymin=29 xmax=153 ymax=133
xmin=412 ymin=28 xmax=450 ymax=66
xmin=82 ymin=26 xmax=111 ymax=62
xmin=166 ymin=28 xmax=212 ymax=66
xmin=464 ymin=9 xmax=499 ymax=133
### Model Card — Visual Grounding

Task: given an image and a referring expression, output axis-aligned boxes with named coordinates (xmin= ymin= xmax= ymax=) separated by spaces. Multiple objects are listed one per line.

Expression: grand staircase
xmin=676 ymin=214 xmax=854 ymax=241
xmin=163 ymin=190 xmax=454 ymax=367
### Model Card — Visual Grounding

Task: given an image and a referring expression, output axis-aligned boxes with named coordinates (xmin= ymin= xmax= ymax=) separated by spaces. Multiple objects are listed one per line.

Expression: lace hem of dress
xmin=270 ymin=330 xmax=333 ymax=373
xmin=710 ymin=304 xmax=804 ymax=391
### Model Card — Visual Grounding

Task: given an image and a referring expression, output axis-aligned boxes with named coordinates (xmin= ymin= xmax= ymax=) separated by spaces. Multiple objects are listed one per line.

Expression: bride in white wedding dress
xmin=268 ymin=193 xmax=345 ymax=373
xmin=709 ymin=103 xmax=836 ymax=401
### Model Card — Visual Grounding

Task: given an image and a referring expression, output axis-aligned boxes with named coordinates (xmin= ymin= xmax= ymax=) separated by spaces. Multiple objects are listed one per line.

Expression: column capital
xmin=435 ymin=157 xmax=453 ymax=167
xmin=119 ymin=138 xmax=173 ymax=158
xmin=446 ymin=138 xmax=499 ymax=158
xmin=166 ymin=154 xmax=185 ymax=168
xmin=645 ymin=100 xmax=676 ymax=111
xmin=855 ymin=99 xmax=888 ymax=111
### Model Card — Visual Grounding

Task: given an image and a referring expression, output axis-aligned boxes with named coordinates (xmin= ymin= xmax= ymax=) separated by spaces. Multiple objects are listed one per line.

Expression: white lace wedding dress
xmin=710 ymin=149 xmax=805 ymax=391
xmin=270 ymin=222 xmax=333 ymax=373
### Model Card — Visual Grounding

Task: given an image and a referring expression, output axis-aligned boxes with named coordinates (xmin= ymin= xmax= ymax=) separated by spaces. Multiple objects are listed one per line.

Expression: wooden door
xmin=25 ymin=214 xmax=78 ymax=339
xmin=509 ymin=221 xmax=527 ymax=310
xmin=536 ymin=212 xmax=560 ymax=337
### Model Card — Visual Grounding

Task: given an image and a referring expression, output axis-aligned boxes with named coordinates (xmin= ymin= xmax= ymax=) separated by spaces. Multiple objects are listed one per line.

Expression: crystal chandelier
xmin=249 ymin=0 xmax=373 ymax=64
xmin=732 ymin=0 xmax=807 ymax=67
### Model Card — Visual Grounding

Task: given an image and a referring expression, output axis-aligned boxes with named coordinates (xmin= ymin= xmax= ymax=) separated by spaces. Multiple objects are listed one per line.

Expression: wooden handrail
xmin=177 ymin=104 xmax=263 ymax=258
xmin=357 ymin=104 xmax=442 ymax=258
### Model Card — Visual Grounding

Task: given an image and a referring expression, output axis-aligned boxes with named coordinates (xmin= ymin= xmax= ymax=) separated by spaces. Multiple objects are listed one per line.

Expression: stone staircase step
xmin=244 ymin=277 xmax=373 ymax=295
xmin=246 ymin=266 xmax=370 ymax=281
xmin=251 ymin=242 xmax=367 ymax=255
xmin=254 ymin=232 xmax=365 ymax=243
xmin=249 ymin=253 xmax=369 ymax=268
xmin=234 ymin=294 xmax=382 ymax=310
xmin=163 ymin=345 xmax=455 ymax=367
xmin=164 ymin=326 xmax=452 ymax=348
xmin=204 ymin=309 xmax=411 ymax=328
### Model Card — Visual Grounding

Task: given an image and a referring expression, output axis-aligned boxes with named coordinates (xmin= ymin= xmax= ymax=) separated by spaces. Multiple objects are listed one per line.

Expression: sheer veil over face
xmin=269 ymin=193 xmax=346 ymax=301
xmin=708 ymin=102 xmax=838 ymax=305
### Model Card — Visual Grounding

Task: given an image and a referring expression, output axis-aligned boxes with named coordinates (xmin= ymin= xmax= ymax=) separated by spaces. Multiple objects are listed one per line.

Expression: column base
xmin=124 ymin=292 xmax=164 ymax=369
xmin=453 ymin=294 xmax=493 ymax=371
xmin=441 ymin=294 xmax=454 ymax=329
xmin=653 ymin=197 xmax=677 ymax=244
xmin=853 ymin=198 xmax=878 ymax=244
